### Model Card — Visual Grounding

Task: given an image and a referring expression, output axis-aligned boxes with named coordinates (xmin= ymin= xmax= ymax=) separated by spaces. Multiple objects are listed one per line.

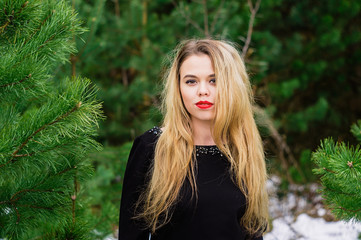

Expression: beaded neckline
xmin=195 ymin=145 xmax=222 ymax=156
xmin=148 ymin=126 xmax=222 ymax=156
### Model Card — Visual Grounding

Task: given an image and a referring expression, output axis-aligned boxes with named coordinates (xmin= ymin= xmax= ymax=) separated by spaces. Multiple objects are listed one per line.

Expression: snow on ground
xmin=265 ymin=213 xmax=361 ymax=240
xmin=264 ymin=175 xmax=361 ymax=240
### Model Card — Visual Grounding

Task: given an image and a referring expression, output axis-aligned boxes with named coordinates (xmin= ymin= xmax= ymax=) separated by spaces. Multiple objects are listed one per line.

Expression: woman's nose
xmin=198 ymin=81 xmax=209 ymax=96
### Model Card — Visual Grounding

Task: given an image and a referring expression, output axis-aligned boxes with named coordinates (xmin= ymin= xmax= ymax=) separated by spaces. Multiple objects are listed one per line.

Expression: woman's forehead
xmin=179 ymin=54 xmax=214 ymax=77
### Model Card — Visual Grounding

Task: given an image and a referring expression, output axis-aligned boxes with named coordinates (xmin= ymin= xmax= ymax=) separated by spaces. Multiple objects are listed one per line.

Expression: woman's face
xmin=179 ymin=54 xmax=216 ymax=124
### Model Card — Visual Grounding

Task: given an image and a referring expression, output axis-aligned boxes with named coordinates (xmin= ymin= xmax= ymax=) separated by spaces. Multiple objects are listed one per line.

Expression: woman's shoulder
xmin=126 ymin=127 xmax=163 ymax=172
xmin=135 ymin=126 xmax=163 ymax=147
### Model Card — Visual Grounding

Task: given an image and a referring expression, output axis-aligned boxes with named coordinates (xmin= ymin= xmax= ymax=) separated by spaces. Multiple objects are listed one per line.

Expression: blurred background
xmin=55 ymin=0 xmax=361 ymax=238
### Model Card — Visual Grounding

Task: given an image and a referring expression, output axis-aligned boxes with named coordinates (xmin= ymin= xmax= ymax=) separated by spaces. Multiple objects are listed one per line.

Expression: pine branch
xmin=335 ymin=206 xmax=361 ymax=214
xmin=0 ymin=163 xmax=85 ymax=229
xmin=13 ymin=140 xmax=74 ymax=158
xmin=14 ymin=165 xmax=77 ymax=198
xmin=0 ymin=73 xmax=32 ymax=88
xmin=13 ymin=152 xmax=35 ymax=158
xmin=56 ymin=165 xmax=77 ymax=177
xmin=0 ymin=177 xmax=72 ymax=224
xmin=37 ymin=30 xmax=64 ymax=50
xmin=23 ymin=11 xmax=53 ymax=45
xmin=313 ymin=137 xmax=361 ymax=221
xmin=16 ymin=102 xmax=81 ymax=153
xmin=0 ymin=102 xmax=81 ymax=168
xmin=15 ymin=204 xmax=53 ymax=210
xmin=12 ymin=141 xmax=79 ymax=160
xmin=13 ymin=25 xmax=68 ymax=70
xmin=1 ymin=1 xmax=32 ymax=35
xmin=0 ymin=189 xmax=65 ymax=206
xmin=322 ymin=185 xmax=360 ymax=197
xmin=7 ymin=196 xmax=57 ymax=224
xmin=10 ymin=189 xmax=64 ymax=202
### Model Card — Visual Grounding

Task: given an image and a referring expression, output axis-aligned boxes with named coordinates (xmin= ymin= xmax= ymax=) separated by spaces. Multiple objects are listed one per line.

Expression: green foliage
xmin=0 ymin=0 xmax=103 ymax=239
xmin=0 ymin=0 xmax=85 ymax=103
xmin=351 ymin=120 xmax=361 ymax=142
xmin=285 ymin=97 xmax=329 ymax=133
xmin=312 ymin=137 xmax=361 ymax=221
xmin=253 ymin=0 xmax=361 ymax=149
xmin=80 ymin=143 xmax=132 ymax=238
xmin=297 ymin=149 xmax=316 ymax=182
xmin=272 ymin=78 xmax=300 ymax=100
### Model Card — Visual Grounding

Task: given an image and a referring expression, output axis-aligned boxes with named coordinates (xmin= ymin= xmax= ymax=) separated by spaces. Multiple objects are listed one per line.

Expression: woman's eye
xmin=210 ymin=78 xmax=216 ymax=84
xmin=185 ymin=80 xmax=197 ymax=84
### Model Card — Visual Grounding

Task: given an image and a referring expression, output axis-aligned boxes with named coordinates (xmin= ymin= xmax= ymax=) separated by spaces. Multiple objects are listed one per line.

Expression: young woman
xmin=118 ymin=39 xmax=268 ymax=240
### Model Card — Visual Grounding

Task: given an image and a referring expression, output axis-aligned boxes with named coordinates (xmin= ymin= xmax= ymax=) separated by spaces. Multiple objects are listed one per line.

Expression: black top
xmin=118 ymin=127 xmax=263 ymax=240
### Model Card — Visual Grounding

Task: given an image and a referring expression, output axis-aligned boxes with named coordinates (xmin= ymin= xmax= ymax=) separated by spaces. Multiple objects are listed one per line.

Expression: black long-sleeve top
xmin=118 ymin=127 xmax=263 ymax=240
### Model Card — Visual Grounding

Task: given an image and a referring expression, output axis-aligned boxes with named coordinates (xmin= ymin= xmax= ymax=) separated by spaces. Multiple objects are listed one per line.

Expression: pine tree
xmin=0 ymin=0 xmax=103 ymax=239
xmin=312 ymin=120 xmax=361 ymax=221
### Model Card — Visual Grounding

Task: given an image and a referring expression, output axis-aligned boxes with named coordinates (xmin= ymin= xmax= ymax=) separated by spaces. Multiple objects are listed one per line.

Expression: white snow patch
xmin=265 ymin=175 xmax=361 ymax=240
xmin=265 ymin=213 xmax=361 ymax=240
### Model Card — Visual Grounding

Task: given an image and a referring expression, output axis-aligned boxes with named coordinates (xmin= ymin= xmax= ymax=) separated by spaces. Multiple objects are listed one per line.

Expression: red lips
xmin=195 ymin=101 xmax=213 ymax=109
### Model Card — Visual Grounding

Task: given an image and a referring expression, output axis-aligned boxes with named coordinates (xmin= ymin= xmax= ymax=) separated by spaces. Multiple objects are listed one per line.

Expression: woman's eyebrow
xmin=183 ymin=73 xmax=215 ymax=79
xmin=183 ymin=74 xmax=198 ymax=79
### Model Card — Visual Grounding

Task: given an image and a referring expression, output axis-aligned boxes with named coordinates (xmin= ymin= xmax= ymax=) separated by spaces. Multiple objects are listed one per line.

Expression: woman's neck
xmin=191 ymin=119 xmax=215 ymax=146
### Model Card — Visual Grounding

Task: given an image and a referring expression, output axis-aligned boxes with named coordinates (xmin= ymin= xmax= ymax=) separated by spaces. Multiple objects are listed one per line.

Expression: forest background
xmin=49 ymin=0 xmax=361 ymax=238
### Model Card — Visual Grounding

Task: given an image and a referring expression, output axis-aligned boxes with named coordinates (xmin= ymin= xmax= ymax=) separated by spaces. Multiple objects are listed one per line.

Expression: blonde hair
xmin=137 ymin=39 xmax=268 ymax=236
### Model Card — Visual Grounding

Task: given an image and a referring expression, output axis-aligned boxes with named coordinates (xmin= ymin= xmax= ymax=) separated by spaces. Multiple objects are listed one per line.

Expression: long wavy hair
xmin=137 ymin=39 xmax=268 ymax=237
